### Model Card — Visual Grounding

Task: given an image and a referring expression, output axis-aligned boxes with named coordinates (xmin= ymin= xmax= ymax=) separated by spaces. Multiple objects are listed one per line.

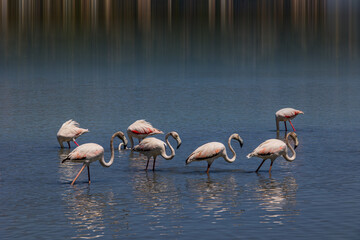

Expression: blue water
xmin=1 ymin=1 xmax=360 ymax=239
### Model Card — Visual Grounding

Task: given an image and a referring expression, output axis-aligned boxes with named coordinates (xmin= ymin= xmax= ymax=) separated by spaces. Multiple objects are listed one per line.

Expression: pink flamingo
xmin=62 ymin=131 xmax=128 ymax=185
xmin=275 ymin=108 xmax=304 ymax=131
xmin=247 ymin=132 xmax=299 ymax=174
xmin=57 ymin=119 xmax=89 ymax=148
xmin=133 ymin=131 xmax=182 ymax=171
xmin=186 ymin=133 xmax=243 ymax=174
xmin=119 ymin=120 xmax=163 ymax=150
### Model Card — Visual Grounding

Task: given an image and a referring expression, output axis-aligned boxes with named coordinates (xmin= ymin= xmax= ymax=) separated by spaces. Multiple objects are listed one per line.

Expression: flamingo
xmin=57 ymin=119 xmax=89 ymax=148
xmin=185 ymin=133 xmax=244 ymax=174
xmin=275 ymin=108 xmax=304 ymax=132
xmin=133 ymin=131 xmax=182 ymax=171
xmin=247 ymin=132 xmax=299 ymax=174
xmin=62 ymin=131 xmax=128 ymax=185
xmin=119 ymin=120 xmax=163 ymax=150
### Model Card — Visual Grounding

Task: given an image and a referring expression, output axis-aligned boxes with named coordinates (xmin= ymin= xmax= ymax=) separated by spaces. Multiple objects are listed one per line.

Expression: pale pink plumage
xmin=275 ymin=108 xmax=304 ymax=132
xmin=62 ymin=131 xmax=127 ymax=185
xmin=133 ymin=131 xmax=181 ymax=171
xmin=57 ymin=119 xmax=89 ymax=148
xmin=247 ymin=132 xmax=299 ymax=174
xmin=123 ymin=120 xmax=163 ymax=149
xmin=186 ymin=133 xmax=243 ymax=174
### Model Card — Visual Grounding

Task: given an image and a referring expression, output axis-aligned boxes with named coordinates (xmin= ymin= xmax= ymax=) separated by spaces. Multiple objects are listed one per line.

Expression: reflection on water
xmin=185 ymin=175 xmax=244 ymax=221
xmin=254 ymin=175 xmax=299 ymax=225
xmin=130 ymin=171 xmax=183 ymax=236
xmin=62 ymin=187 xmax=129 ymax=239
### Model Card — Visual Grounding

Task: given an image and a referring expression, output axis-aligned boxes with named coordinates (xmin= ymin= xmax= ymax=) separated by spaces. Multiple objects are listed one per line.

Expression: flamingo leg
xmin=87 ymin=165 xmax=91 ymax=184
xmin=152 ymin=156 xmax=157 ymax=171
xmin=67 ymin=141 xmax=71 ymax=148
xmin=289 ymin=120 xmax=296 ymax=132
xmin=269 ymin=161 xmax=274 ymax=174
xmin=284 ymin=121 xmax=287 ymax=131
xmin=71 ymin=164 xmax=86 ymax=185
xmin=206 ymin=163 xmax=211 ymax=174
xmin=255 ymin=159 xmax=266 ymax=172
xmin=145 ymin=157 xmax=150 ymax=171
xmin=73 ymin=139 xmax=80 ymax=147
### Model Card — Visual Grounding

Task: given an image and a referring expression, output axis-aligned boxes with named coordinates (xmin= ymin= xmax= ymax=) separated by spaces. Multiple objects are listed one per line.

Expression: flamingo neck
xmin=224 ymin=134 xmax=237 ymax=163
xmin=100 ymin=132 xmax=127 ymax=167
xmin=283 ymin=133 xmax=296 ymax=162
xmin=161 ymin=132 xmax=175 ymax=160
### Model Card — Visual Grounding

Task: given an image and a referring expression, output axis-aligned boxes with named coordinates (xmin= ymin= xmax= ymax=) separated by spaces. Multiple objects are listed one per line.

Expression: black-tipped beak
xmin=294 ymin=145 xmax=298 ymax=149
xmin=177 ymin=142 xmax=182 ymax=149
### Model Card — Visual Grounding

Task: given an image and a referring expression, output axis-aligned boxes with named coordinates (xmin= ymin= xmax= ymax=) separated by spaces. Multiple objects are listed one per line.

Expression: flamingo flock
xmin=59 ymin=107 xmax=304 ymax=185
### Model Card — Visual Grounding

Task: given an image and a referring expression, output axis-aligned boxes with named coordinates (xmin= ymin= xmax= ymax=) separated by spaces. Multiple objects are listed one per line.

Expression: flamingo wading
xmin=247 ymin=132 xmax=299 ymax=174
xmin=275 ymin=108 xmax=304 ymax=132
xmin=62 ymin=131 xmax=128 ymax=185
xmin=120 ymin=120 xmax=163 ymax=150
xmin=57 ymin=119 xmax=89 ymax=148
xmin=186 ymin=133 xmax=244 ymax=174
xmin=133 ymin=131 xmax=182 ymax=171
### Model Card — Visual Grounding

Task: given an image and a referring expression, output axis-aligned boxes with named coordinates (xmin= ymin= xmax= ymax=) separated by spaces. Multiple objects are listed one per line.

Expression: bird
xmin=246 ymin=132 xmax=299 ymax=174
xmin=62 ymin=131 xmax=128 ymax=185
xmin=57 ymin=119 xmax=89 ymax=148
xmin=119 ymin=120 xmax=163 ymax=150
xmin=133 ymin=131 xmax=182 ymax=171
xmin=275 ymin=108 xmax=304 ymax=132
xmin=186 ymin=133 xmax=244 ymax=174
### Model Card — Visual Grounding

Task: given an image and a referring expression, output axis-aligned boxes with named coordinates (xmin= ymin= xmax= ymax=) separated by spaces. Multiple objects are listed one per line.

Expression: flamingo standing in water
xmin=133 ymin=131 xmax=182 ymax=171
xmin=247 ymin=132 xmax=299 ymax=174
xmin=119 ymin=120 xmax=163 ymax=150
xmin=62 ymin=131 xmax=128 ymax=185
xmin=275 ymin=108 xmax=304 ymax=132
xmin=57 ymin=119 xmax=89 ymax=148
xmin=186 ymin=133 xmax=244 ymax=174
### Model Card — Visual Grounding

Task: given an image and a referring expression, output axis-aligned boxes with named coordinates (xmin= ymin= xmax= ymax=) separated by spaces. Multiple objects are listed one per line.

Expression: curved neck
xmin=100 ymin=133 xmax=126 ymax=167
xmin=161 ymin=132 xmax=175 ymax=160
xmin=224 ymin=134 xmax=237 ymax=163
xmin=283 ymin=134 xmax=296 ymax=162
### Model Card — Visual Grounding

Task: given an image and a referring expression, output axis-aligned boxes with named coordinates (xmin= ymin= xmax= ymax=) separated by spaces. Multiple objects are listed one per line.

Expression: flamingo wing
xmin=276 ymin=108 xmax=303 ymax=119
xmin=133 ymin=137 xmax=165 ymax=152
xmin=66 ymin=143 xmax=104 ymax=161
xmin=250 ymin=139 xmax=286 ymax=157
xmin=186 ymin=142 xmax=224 ymax=163
xmin=128 ymin=120 xmax=163 ymax=135
xmin=58 ymin=119 xmax=89 ymax=138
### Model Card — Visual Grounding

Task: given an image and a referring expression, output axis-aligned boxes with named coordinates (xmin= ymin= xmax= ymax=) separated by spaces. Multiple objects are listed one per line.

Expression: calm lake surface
xmin=1 ymin=1 xmax=360 ymax=239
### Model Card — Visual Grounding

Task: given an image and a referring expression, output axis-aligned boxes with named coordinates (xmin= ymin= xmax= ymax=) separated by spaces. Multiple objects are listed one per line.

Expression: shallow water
xmin=1 ymin=1 xmax=360 ymax=239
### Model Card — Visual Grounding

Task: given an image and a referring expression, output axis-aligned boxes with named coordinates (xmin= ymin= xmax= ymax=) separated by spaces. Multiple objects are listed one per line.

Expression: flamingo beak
xmin=177 ymin=142 xmax=182 ymax=149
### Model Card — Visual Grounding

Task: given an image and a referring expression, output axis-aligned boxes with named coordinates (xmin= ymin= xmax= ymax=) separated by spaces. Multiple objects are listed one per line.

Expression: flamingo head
xmin=232 ymin=133 xmax=244 ymax=148
xmin=169 ymin=131 xmax=182 ymax=149
xmin=287 ymin=132 xmax=299 ymax=149
xmin=114 ymin=131 xmax=128 ymax=149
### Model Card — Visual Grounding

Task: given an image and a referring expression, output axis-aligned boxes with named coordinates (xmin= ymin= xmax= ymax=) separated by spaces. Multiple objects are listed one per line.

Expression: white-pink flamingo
xmin=275 ymin=108 xmax=304 ymax=132
xmin=247 ymin=132 xmax=299 ymax=174
xmin=133 ymin=131 xmax=182 ymax=171
xmin=62 ymin=131 xmax=128 ymax=185
xmin=57 ymin=119 xmax=89 ymax=148
xmin=186 ymin=133 xmax=243 ymax=174
xmin=119 ymin=120 xmax=163 ymax=150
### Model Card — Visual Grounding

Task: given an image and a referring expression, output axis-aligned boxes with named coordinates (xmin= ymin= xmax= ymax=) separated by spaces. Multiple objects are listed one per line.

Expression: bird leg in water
xmin=269 ymin=161 xmax=274 ymax=174
xmin=152 ymin=156 xmax=157 ymax=171
xmin=73 ymin=139 xmax=80 ymax=147
xmin=67 ymin=141 xmax=71 ymax=148
xmin=289 ymin=120 xmax=296 ymax=132
xmin=145 ymin=157 xmax=150 ymax=171
xmin=87 ymin=165 xmax=91 ymax=184
xmin=255 ymin=160 xmax=266 ymax=172
xmin=71 ymin=164 xmax=86 ymax=185
xmin=206 ymin=163 xmax=211 ymax=174
xmin=284 ymin=121 xmax=287 ymax=131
